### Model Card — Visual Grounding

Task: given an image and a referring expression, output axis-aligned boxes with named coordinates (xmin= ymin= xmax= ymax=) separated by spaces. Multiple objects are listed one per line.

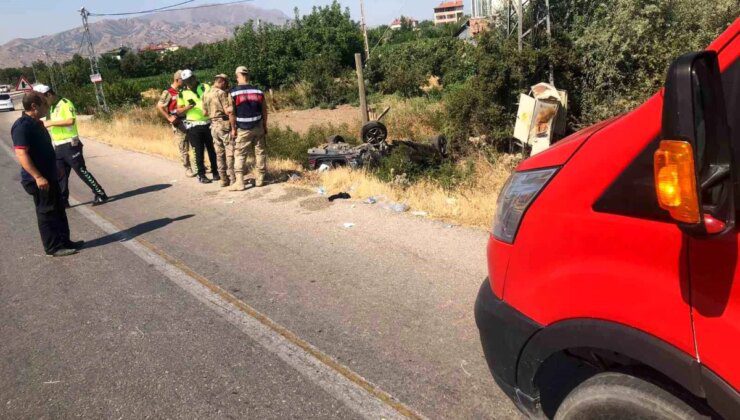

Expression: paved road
xmin=0 ymin=109 xmax=519 ymax=419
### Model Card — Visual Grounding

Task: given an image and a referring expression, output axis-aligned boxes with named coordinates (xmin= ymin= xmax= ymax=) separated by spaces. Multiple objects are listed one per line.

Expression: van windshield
xmin=0 ymin=94 xmax=10 ymax=100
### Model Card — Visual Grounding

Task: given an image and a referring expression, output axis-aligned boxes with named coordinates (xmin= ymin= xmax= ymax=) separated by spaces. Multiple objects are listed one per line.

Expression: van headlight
xmin=493 ymin=167 xmax=559 ymax=243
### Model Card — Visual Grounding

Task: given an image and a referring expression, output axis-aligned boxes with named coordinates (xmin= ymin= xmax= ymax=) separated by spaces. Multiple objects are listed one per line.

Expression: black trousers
xmin=186 ymin=125 xmax=218 ymax=177
xmin=22 ymin=180 xmax=71 ymax=254
xmin=55 ymin=141 xmax=107 ymax=201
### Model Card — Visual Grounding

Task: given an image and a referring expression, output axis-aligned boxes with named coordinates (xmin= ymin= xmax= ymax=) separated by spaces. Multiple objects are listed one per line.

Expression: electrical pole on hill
xmin=79 ymin=7 xmax=109 ymax=113
xmin=506 ymin=0 xmax=554 ymax=85
xmin=359 ymin=0 xmax=370 ymax=60
xmin=43 ymin=52 xmax=57 ymax=92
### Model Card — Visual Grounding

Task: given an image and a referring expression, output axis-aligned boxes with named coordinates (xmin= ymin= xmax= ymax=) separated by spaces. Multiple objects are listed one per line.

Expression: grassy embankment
xmin=79 ymin=96 xmax=518 ymax=229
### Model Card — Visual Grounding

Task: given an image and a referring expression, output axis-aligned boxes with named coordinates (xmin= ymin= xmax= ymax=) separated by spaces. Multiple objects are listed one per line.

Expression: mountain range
xmin=0 ymin=4 xmax=289 ymax=68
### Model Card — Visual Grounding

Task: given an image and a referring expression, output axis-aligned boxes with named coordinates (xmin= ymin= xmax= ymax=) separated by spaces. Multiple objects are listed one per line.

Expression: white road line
xmin=0 ymin=140 xmax=418 ymax=420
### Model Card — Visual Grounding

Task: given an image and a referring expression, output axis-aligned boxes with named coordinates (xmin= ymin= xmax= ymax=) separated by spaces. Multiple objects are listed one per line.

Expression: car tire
xmin=431 ymin=135 xmax=448 ymax=157
xmin=555 ymin=372 xmax=707 ymax=420
xmin=361 ymin=121 xmax=388 ymax=145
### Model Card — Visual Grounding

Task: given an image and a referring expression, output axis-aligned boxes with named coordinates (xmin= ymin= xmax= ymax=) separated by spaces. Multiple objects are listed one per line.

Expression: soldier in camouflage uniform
xmin=156 ymin=71 xmax=193 ymax=177
xmin=203 ymin=74 xmax=235 ymax=187
xmin=229 ymin=66 xmax=268 ymax=191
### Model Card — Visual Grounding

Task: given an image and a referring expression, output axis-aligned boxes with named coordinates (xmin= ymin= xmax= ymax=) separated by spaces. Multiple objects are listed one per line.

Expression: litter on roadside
xmin=224 ymin=200 xmax=235 ymax=204
xmin=317 ymin=187 xmax=326 ymax=195
xmin=411 ymin=211 xmax=428 ymax=217
xmin=288 ymin=174 xmax=301 ymax=181
xmin=364 ymin=196 xmax=378 ymax=205
xmin=328 ymin=192 xmax=351 ymax=202
xmin=385 ymin=202 xmax=409 ymax=213
xmin=342 ymin=222 xmax=355 ymax=229
xmin=318 ymin=163 xmax=331 ymax=173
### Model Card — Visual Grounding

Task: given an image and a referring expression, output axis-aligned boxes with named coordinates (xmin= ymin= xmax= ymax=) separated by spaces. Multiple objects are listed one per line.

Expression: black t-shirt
xmin=11 ymin=113 xmax=57 ymax=184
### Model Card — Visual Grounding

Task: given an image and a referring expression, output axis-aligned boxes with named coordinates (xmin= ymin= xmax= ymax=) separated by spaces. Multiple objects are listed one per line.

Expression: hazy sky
xmin=0 ymin=0 xmax=474 ymax=44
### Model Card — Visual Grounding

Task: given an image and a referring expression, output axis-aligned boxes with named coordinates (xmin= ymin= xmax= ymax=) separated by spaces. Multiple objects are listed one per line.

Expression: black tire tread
xmin=555 ymin=371 xmax=706 ymax=420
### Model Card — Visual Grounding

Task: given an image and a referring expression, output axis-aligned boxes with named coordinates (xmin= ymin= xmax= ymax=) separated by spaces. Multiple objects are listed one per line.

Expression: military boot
xmin=230 ymin=172 xmax=245 ymax=191
xmin=255 ymin=173 xmax=267 ymax=187
xmin=219 ymin=172 xmax=230 ymax=187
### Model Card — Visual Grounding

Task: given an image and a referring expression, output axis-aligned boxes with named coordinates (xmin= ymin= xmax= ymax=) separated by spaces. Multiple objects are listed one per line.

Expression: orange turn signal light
xmin=654 ymin=140 xmax=700 ymax=223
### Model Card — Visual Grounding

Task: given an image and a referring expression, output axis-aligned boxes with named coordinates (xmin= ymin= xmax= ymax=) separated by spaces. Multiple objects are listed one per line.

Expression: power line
xmin=87 ymin=0 xmax=255 ymax=18
xmin=88 ymin=0 xmax=195 ymax=17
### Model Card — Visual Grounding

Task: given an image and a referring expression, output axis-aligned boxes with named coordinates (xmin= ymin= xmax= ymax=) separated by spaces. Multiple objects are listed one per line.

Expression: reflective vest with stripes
xmin=230 ymin=84 xmax=264 ymax=129
xmin=177 ymin=83 xmax=210 ymax=122
xmin=49 ymin=98 xmax=79 ymax=143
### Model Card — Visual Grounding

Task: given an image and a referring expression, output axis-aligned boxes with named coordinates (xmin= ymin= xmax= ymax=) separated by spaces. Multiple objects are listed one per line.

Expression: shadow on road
xmin=83 ymin=214 xmax=194 ymax=250
xmin=70 ymin=183 xmax=172 ymax=208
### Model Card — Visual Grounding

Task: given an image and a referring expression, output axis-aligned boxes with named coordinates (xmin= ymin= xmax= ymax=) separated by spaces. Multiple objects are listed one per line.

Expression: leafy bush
xmin=267 ymin=123 xmax=357 ymax=165
xmin=104 ymin=80 xmax=142 ymax=108
xmin=374 ymin=146 xmax=475 ymax=190
xmin=366 ymin=38 xmax=475 ymax=97
xmin=574 ymin=0 xmax=739 ymax=124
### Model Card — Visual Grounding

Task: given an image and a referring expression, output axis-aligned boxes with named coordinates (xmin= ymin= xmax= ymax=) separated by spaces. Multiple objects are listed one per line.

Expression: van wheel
xmin=555 ymin=372 xmax=707 ymax=420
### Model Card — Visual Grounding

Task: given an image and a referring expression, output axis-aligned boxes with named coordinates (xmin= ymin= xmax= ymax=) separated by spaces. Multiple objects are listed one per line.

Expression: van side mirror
xmin=657 ymin=51 xmax=733 ymax=236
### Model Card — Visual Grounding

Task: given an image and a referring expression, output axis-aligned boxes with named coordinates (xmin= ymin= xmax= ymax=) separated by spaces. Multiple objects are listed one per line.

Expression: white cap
xmin=180 ymin=69 xmax=194 ymax=80
xmin=33 ymin=84 xmax=51 ymax=94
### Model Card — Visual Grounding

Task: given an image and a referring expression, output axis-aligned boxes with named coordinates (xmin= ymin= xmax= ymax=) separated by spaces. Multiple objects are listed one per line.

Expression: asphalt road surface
xmin=0 ymin=109 xmax=519 ymax=419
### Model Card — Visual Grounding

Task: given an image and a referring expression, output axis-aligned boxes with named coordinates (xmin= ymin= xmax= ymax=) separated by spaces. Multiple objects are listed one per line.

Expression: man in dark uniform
xmin=11 ymin=92 xmax=83 ymax=257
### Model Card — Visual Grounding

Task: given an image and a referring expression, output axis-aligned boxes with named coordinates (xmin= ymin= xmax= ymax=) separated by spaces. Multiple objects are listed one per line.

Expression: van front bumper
xmin=474 ymin=278 xmax=542 ymax=416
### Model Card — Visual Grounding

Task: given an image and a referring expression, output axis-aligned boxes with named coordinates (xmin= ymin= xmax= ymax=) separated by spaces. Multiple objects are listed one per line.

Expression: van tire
xmin=554 ymin=371 xmax=707 ymax=420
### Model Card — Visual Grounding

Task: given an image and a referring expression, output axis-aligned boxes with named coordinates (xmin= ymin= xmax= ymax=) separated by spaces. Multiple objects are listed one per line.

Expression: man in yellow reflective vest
xmin=34 ymin=84 xmax=108 ymax=207
xmin=176 ymin=69 xmax=219 ymax=184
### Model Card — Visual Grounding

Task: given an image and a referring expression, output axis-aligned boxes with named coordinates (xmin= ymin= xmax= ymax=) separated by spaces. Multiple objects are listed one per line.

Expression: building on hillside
xmin=472 ymin=0 xmax=495 ymax=17
xmin=433 ymin=0 xmax=464 ymax=26
xmin=141 ymin=41 xmax=180 ymax=54
xmin=455 ymin=16 xmax=495 ymax=44
xmin=390 ymin=17 xmax=419 ymax=30
xmin=102 ymin=46 xmax=132 ymax=61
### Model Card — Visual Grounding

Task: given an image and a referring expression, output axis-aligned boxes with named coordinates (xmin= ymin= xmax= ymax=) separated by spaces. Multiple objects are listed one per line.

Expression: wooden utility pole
xmin=355 ymin=53 xmax=369 ymax=124
xmin=359 ymin=0 xmax=370 ymax=60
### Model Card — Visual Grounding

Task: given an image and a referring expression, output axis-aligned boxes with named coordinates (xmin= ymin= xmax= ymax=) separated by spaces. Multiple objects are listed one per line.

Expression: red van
xmin=475 ymin=19 xmax=739 ymax=419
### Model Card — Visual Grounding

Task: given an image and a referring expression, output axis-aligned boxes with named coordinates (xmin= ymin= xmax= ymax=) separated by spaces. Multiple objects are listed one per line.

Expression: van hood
xmin=517 ymin=116 xmax=621 ymax=171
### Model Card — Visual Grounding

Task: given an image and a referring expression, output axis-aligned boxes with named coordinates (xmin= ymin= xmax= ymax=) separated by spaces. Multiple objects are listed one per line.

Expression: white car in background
xmin=0 ymin=94 xmax=14 ymax=111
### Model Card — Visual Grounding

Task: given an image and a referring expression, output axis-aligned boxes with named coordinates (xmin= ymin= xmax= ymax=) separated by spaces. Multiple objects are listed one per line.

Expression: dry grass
xmin=79 ymin=106 xmax=517 ymax=229
xmin=78 ymin=107 xmax=303 ymax=180
xmin=79 ymin=107 xmax=180 ymax=160
xmin=301 ymin=155 xmax=518 ymax=228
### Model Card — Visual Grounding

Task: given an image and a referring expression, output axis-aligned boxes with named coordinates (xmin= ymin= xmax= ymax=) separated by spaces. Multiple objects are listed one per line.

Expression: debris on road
xmin=342 ymin=222 xmax=355 ymax=229
xmin=385 ymin=202 xmax=409 ymax=213
xmin=364 ymin=196 xmax=378 ymax=205
xmin=317 ymin=187 xmax=326 ymax=195
xmin=411 ymin=211 xmax=428 ymax=217
xmin=328 ymin=192 xmax=351 ymax=202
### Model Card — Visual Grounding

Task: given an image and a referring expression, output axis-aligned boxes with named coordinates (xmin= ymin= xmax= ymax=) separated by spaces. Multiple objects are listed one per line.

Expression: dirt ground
xmin=270 ymin=104 xmax=361 ymax=134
